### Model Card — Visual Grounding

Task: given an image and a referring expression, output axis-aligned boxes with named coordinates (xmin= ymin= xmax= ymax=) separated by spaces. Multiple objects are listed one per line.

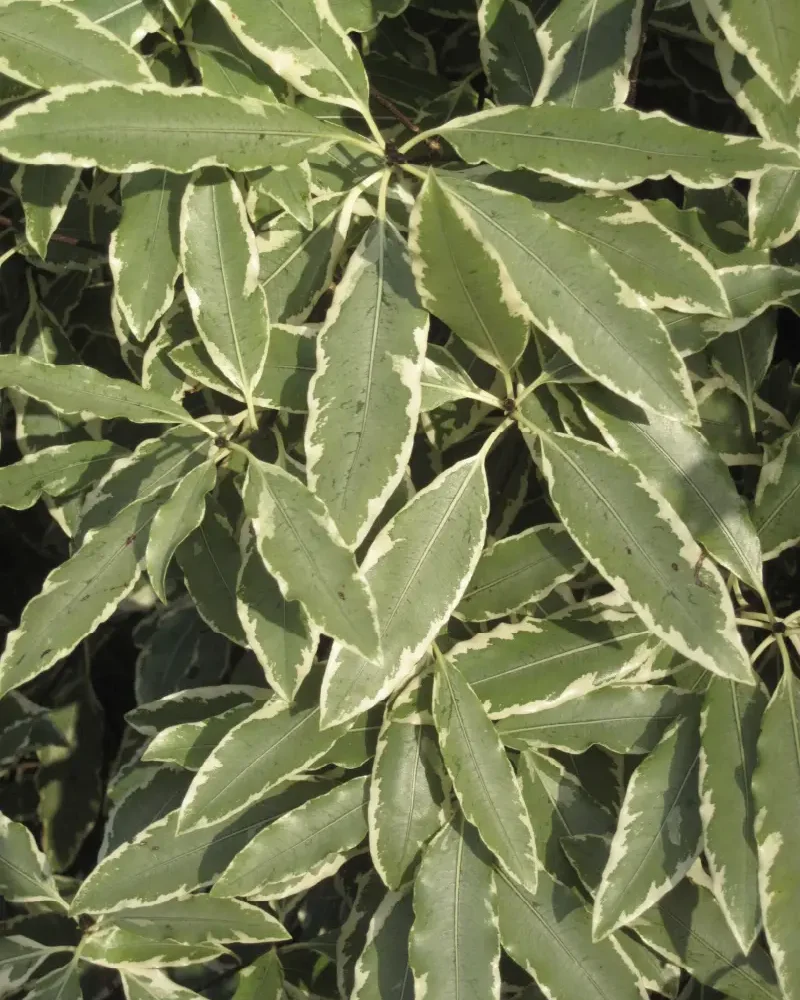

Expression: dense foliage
xmin=1 ymin=0 xmax=800 ymax=998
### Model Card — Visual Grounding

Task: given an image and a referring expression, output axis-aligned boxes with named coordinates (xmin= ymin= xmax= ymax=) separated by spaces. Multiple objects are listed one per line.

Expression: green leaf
xmin=710 ymin=313 xmax=776 ymax=424
xmin=0 ymin=936 xmax=67 ymax=998
xmin=0 ymin=0 xmax=152 ymax=89
xmin=181 ymin=169 xmax=270 ymax=421
xmin=26 ymin=962 xmax=82 ymax=1000
xmin=242 ymin=455 xmax=381 ymax=661
xmin=593 ymin=713 xmax=702 ymax=939
xmin=0 ymin=356 xmax=192 ymax=425
xmin=80 ymin=925 xmax=227 ymax=968
xmin=320 ymin=452 xmax=490 ymax=728
xmin=753 ymin=427 xmax=800 ymax=559
xmin=330 ymin=0 xmax=411 ymax=32
xmin=438 ymin=172 xmax=696 ymax=422
xmin=456 ymin=523 xmax=585 ymax=621
xmin=68 ymin=0 xmax=161 ymax=46
xmin=749 ymin=168 xmax=800 ymax=250
xmin=437 ymin=105 xmax=799 ymax=188
xmin=108 ymin=895 xmax=289 ymax=945
xmin=409 ymin=171 xmax=529 ymax=373
xmin=12 ymin=164 xmax=81 ymax=259
xmin=110 ymin=171 xmax=186 ymax=340
xmin=579 ymin=384 xmax=763 ymax=592
xmin=699 ymin=677 xmax=767 ymax=954
xmin=142 ymin=702 xmax=261 ymax=771
xmin=752 ymin=668 xmax=800 ymax=1000
xmin=536 ymin=430 xmax=754 ymax=684
xmin=306 ymin=214 xmax=428 ymax=548
xmin=352 ymin=888 xmax=414 ymax=1000
xmin=120 ymin=968 xmax=205 ymax=1000
xmin=408 ymin=817 xmax=501 ymax=1000
xmin=146 ymin=459 xmax=217 ymax=604
xmin=236 ymin=537 xmax=319 ymax=701
xmin=0 ymin=814 xmax=65 ymax=908
xmin=0 ymin=440 xmax=124 ymax=511
xmin=433 ymin=655 xmax=537 ymax=891
xmin=420 ymin=343 xmax=502 ymax=411
xmin=478 ymin=0 xmax=544 ymax=105
xmin=100 ymin=766 xmax=194 ymax=860
xmin=232 ymin=951 xmax=284 ymax=1000
xmin=368 ymin=718 xmax=447 ymax=889
xmin=213 ymin=776 xmax=369 ymax=898
xmin=0 ymin=83 xmax=350 ymax=173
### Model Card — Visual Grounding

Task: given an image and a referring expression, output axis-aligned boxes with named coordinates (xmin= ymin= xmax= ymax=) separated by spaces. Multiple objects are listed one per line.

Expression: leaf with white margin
xmin=181 ymin=169 xmax=269 ymax=421
xmin=231 ymin=950 xmax=283 ymax=1000
xmin=142 ymin=702 xmax=261 ymax=771
xmin=535 ymin=430 xmax=754 ymax=684
xmin=456 ymin=523 xmax=585 ymax=621
xmin=80 ymin=925 xmax=227 ymax=968
xmin=0 ymin=440 xmax=124 ymax=511
xmin=593 ymin=713 xmax=702 ymax=940
xmin=207 ymin=0 xmax=372 ymax=116
xmin=438 ymin=172 xmax=697 ymax=422
xmin=0 ymin=0 xmax=152 ymax=89
xmin=26 ymin=962 xmax=82 ymax=1000
xmin=320 ymin=451 xmax=490 ymax=728
xmin=305 ymin=214 xmax=428 ymax=548
xmin=0 ymin=815 xmax=65 ymax=909
xmin=699 ymin=676 xmax=767 ymax=954
xmin=752 ymin=426 xmax=800 ymax=560
xmin=433 ymin=655 xmax=537 ymax=891
xmin=436 ymin=105 xmax=799 ymax=189
xmin=177 ymin=673 xmax=346 ymax=832
xmin=408 ymin=817 xmax=501 ymax=1000
xmin=496 ymin=866 xmax=641 ymax=1000
xmin=213 ymin=776 xmax=369 ymax=899
xmin=451 ymin=614 xmax=657 ymax=719
xmin=749 ymin=168 xmax=800 ymax=251
xmin=700 ymin=266 xmax=800 ymax=339
xmin=752 ymin=668 xmax=800 ymax=1000
xmin=0 ymin=83 xmax=350 ymax=173
xmin=0 ymin=936 xmax=69 ymax=999
xmin=0 ymin=355 xmax=192 ymax=425
xmin=329 ymin=0 xmax=411 ymax=31
xmin=110 ymin=171 xmax=186 ymax=341
xmin=368 ymin=717 xmax=448 ymax=889
xmin=420 ymin=343 xmax=502 ymax=412
xmin=478 ymin=0 xmax=543 ymax=105
xmin=121 ymin=968 xmax=205 ymax=1000
xmin=127 ymin=687 xmax=263 ymax=739
xmin=107 ymin=895 xmax=289 ymax=945
xmin=579 ymin=383 xmax=763 ymax=593
xmin=70 ymin=780 xmax=323 ymax=914
xmin=0 ymin=498 xmax=159 ymax=699
xmin=100 ymin=766 xmax=194 ymax=861
xmin=352 ymin=887 xmax=414 ymax=1000
xmin=69 ymin=0 xmax=161 ymax=47
xmin=146 ymin=459 xmax=217 ymax=605
xmin=11 ymin=164 xmax=80 ymax=260
xmin=710 ymin=313 xmax=776 ymax=429
xmin=242 ymin=455 xmax=380 ymax=661
xmin=534 ymin=0 xmax=643 ymax=107
xmin=236 ymin=537 xmax=319 ymax=702
xmin=409 ymin=171 xmax=529 ymax=373
xmin=501 ymin=685 xmax=695 ymax=755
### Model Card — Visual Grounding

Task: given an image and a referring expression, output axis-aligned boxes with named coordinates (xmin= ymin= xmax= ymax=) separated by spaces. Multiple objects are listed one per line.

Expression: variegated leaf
xmin=478 ymin=0 xmax=544 ymax=105
xmin=752 ymin=427 xmax=800 ymax=560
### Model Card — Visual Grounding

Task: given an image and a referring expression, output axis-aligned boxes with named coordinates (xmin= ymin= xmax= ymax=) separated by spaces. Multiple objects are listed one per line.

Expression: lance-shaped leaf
xmin=409 ymin=166 xmax=529 ymax=373
xmin=753 ymin=427 xmax=800 ymax=560
xmin=0 ymin=0 xmax=152 ymax=89
xmin=0 ymin=355 xmax=192 ymax=424
xmin=593 ymin=713 xmax=702 ymax=939
xmin=409 ymin=818 xmax=500 ymax=1000
xmin=243 ymin=456 xmax=380 ymax=661
xmin=146 ymin=459 xmax=217 ymax=604
xmin=0 ymin=83 xmax=350 ymax=173
xmin=181 ymin=169 xmax=269 ymax=421
xmin=478 ymin=0 xmax=543 ymax=105
xmin=26 ymin=962 xmax=82 ymax=1000
xmin=699 ymin=677 xmax=767 ymax=954
xmin=330 ymin=0 xmax=411 ymax=31
xmin=213 ymin=776 xmax=369 ymax=899
xmin=232 ymin=951 xmax=284 ymax=1000
xmin=127 ymin=685 xmax=264 ymax=737
xmin=436 ymin=105 xmax=799 ymax=188
xmin=753 ymin=669 xmax=800 ymax=1000
xmin=536 ymin=430 xmax=754 ymax=683
xmin=0 ymin=440 xmax=124 ymax=511
xmin=236 ymin=538 xmax=319 ymax=702
xmin=108 ymin=895 xmax=289 ymax=945
xmin=496 ymin=866 xmax=642 ymax=1000
xmin=420 ymin=343 xmax=502 ymax=411
xmin=352 ymin=888 xmax=414 ymax=1000
xmin=534 ymin=0 xmax=643 ymax=107
xmin=80 ymin=925 xmax=227 ymax=968
xmin=451 ymin=614 xmax=656 ymax=718
xmin=71 ymin=781 xmax=322 ymax=914
xmin=110 ymin=171 xmax=186 ymax=341
xmin=368 ymin=719 xmax=447 ymax=889
xmin=0 ymin=815 xmax=65 ymax=909
xmin=143 ymin=702 xmax=262 ymax=770
xmin=248 ymin=162 xmax=313 ymax=229
xmin=12 ymin=164 xmax=81 ymax=260
xmin=67 ymin=0 xmax=161 ymax=46
xmin=456 ymin=523 xmax=585 ymax=621
xmin=306 ymin=214 xmax=428 ymax=548
xmin=207 ymin=0 xmax=372 ymax=116
xmin=100 ymin=766 xmax=194 ymax=861
xmin=178 ymin=675 xmax=345 ymax=831
xmin=321 ymin=452 xmax=489 ymax=728
xmin=749 ymin=168 xmax=800 ymax=250
xmin=0 ymin=498 xmax=158 ymax=699
xmin=579 ymin=384 xmax=763 ymax=592
xmin=120 ymin=969 xmax=209 ymax=1000
xmin=438 ymin=173 xmax=696 ymax=422
xmin=433 ymin=656 xmax=538 ymax=891
xmin=501 ymin=684 xmax=695 ymax=755
xmin=710 ymin=313 xmax=776 ymax=424
xmin=0 ymin=936 xmax=68 ymax=998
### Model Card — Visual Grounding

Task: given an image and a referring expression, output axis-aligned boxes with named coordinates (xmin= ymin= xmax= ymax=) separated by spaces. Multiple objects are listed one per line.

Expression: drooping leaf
xmin=0 ymin=815 xmax=65 ymax=909
xmin=351 ymin=887 xmax=414 ymax=1000
xmin=25 ymin=962 xmax=82 ymax=1000
xmin=752 ymin=427 xmax=800 ymax=560
xmin=0 ymin=440 xmax=124 ymax=511
xmin=232 ymin=950 xmax=284 ymax=1000
xmin=11 ymin=164 xmax=81 ymax=260
xmin=478 ymin=0 xmax=544 ymax=105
